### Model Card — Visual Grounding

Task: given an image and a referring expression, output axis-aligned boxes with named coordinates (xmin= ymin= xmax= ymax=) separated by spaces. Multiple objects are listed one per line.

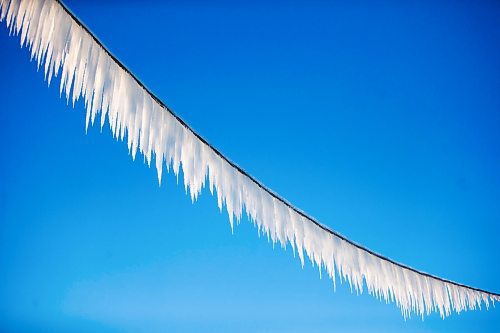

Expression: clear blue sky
xmin=0 ymin=1 xmax=499 ymax=332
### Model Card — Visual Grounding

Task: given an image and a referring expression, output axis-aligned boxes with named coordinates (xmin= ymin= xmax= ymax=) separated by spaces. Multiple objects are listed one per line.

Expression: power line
xmin=56 ymin=0 xmax=498 ymax=297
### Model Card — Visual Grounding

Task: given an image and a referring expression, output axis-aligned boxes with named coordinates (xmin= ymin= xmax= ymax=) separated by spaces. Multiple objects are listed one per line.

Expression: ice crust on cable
xmin=1 ymin=0 xmax=498 ymax=319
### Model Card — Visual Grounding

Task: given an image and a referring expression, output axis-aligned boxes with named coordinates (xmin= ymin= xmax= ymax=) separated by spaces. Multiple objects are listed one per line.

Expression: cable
xmin=56 ymin=0 xmax=499 ymax=297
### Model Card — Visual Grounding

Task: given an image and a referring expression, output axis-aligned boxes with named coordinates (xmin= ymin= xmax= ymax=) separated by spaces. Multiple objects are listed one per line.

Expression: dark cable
xmin=55 ymin=0 xmax=499 ymax=297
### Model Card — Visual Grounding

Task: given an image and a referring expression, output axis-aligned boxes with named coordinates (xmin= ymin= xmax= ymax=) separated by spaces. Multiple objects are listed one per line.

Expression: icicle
xmin=1 ymin=0 xmax=498 ymax=319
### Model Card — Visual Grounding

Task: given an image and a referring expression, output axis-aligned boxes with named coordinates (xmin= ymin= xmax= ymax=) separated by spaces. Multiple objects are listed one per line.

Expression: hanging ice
xmin=1 ymin=0 xmax=498 ymax=319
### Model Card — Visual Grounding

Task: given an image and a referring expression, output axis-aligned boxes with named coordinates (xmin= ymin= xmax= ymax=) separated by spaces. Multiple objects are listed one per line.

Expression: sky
xmin=0 ymin=0 xmax=499 ymax=332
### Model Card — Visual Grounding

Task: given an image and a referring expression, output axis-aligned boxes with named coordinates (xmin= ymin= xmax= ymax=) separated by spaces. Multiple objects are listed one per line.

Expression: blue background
xmin=0 ymin=0 xmax=499 ymax=332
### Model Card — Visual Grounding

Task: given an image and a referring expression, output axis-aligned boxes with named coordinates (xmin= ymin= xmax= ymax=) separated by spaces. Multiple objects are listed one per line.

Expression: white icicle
xmin=1 ymin=0 xmax=498 ymax=319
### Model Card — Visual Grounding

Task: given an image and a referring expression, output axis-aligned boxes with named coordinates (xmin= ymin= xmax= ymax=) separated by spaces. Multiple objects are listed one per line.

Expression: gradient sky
xmin=1 ymin=1 xmax=499 ymax=332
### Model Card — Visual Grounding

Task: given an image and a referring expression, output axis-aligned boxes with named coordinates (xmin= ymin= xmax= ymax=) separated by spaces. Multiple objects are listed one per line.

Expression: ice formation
xmin=1 ymin=0 xmax=498 ymax=319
